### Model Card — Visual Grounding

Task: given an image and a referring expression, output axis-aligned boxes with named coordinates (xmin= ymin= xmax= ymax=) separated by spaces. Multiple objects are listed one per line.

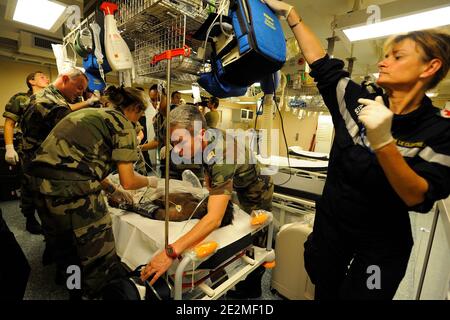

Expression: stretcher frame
xmin=111 ymin=205 xmax=275 ymax=300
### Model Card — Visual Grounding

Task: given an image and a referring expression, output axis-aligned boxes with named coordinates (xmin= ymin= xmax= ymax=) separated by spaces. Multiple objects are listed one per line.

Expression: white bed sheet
xmin=257 ymin=155 xmax=328 ymax=169
xmin=288 ymin=146 xmax=329 ymax=160
xmin=110 ymin=203 xmax=272 ymax=272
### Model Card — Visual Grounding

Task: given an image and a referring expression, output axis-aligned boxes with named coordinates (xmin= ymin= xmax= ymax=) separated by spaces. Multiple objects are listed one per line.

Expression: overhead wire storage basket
xmin=115 ymin=0 xmax=209 ymax=83
xmin=133 ymin=14 xmax=204 ymax=81
xmin=116 ymin=0 xmax=207 ymax=32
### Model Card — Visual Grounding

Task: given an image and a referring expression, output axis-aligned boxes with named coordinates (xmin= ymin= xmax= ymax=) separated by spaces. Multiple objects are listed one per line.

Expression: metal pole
xmin=415 ymin=206 xmax=440 ymax=300
xmin=164 ymin=58 xmax=172 ymax=249
xmin=266 ymin=222 xmax=274 ymax=251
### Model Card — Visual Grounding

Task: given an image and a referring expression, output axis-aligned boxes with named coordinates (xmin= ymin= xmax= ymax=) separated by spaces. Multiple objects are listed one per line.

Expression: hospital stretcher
xmin=256 ymin=155 xmax=327 ymax=201
xmin=108 ymin=184 xmax=275 ymax=300
xmin=288 ymin=146 xmax=330 ymax=161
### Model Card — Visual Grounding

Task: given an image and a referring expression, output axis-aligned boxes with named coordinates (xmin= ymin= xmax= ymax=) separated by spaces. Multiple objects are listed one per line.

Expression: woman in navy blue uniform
xmin=264 ymin=0 xmax=450 ymax=299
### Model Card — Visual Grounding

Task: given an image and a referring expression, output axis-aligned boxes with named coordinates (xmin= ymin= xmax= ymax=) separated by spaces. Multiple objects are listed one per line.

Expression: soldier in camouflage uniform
xmin=20 ymin=68 xmax=92 ymax=171
xmin=154 ymin=98 xmax=205 ymax=180
xmin=20 ymin=68 xmax=99 ymax=265
xmin=29 ymin=86 xmax=157 ymax=299
xmin=204 ymin=96 xmax=220 ymax=128
xmin=2 ymin=71 xmax=49 ymax=234
xmin=133 ymin=121 xmax=148 ymax=176
xmin=141 ymin=105 xmax=273 ymax=299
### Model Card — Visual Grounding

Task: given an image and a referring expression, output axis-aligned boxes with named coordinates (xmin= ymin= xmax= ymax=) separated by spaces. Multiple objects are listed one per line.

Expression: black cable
xmin=253 ymin=98 xmax=261 ymax=154
xmin=271 ymin=75 xmax=292 ymax=186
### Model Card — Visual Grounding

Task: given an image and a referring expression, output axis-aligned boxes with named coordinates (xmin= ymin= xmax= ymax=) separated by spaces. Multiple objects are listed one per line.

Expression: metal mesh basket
xmin=132 ymin=14 xmax=204 ymax=80
xmin=115 ymin=0 xmax=209 ymax=82
xmin=116 ymin=0 xmax=208 ymax=38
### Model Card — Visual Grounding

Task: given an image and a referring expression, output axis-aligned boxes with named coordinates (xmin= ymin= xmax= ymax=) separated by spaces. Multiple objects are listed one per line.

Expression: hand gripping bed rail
xmin=173 ymin=219 xmax=275 ymax=299
xmin=174 ymin=242 xmax=218 ymax=300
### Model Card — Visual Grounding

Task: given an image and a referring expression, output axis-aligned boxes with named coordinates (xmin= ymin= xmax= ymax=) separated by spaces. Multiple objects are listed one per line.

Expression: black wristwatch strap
xmin=105 ymin=184 xmax=115 ymax=194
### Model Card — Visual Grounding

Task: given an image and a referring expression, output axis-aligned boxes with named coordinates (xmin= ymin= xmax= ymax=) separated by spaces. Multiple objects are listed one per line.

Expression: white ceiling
xmin=283 ymin=0 xmax=450 ymax=102
xmin=0 ymin=0 xmax=448 ymax=102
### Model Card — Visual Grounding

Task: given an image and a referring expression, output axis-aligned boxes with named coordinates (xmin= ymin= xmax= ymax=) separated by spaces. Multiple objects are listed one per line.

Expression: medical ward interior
xmin=0 ymin=0 xmax=449 ymax=300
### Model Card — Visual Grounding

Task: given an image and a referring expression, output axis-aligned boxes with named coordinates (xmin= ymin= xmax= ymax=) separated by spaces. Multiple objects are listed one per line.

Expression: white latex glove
xmin=110 ymin=186 xmax=134 ymax=204
xmin=358 ymin=96 xmax=394 ymax=151
xmin=262 ymin=0 xmax=293 ymax=19
xmin=159 ymin=145 xmax=173 ymax=160
xmin=87 ymin=94 xmax=100 ymax=106
xmin=5 ymin=144 xmax=19 ymax=165
xmin=147 ymin=176 xmax=158 ymax=188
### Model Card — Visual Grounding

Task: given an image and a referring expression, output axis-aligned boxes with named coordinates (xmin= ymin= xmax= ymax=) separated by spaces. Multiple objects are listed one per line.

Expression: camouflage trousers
xmin=19 ymin=156 xmax=36 ymax=218
xmin=32 ymin=189 xmax=124 ymax=298
xmin=235 ymin=174 xmax=274 ymax=248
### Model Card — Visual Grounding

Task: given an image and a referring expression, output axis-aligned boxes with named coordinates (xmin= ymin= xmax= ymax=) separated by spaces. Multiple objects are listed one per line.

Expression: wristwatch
xmin=165 ymin=244 xmax=178 ymax=259
xmin=105 ymin=184 xmax=116 ymax=195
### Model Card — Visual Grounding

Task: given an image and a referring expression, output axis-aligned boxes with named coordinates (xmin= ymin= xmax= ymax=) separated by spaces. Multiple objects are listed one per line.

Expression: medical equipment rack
xmin=132 ymin=14 xmax=205 ymax=82
xmin=116 ymin=0 xmax=208 ymax=32
xmin=116 ymin=0 xmax=209 ymax=82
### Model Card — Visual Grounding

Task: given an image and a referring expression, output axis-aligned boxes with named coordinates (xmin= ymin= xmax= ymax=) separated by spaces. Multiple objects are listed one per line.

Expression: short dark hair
xmin=208 ymin=96 xmax=219 ymax=108
xmin=26 ymin=71 xmax=44 ymax=94
xmin=171 ymin=91 xmax=180 ymax=99
xmin=149 ymin=84 xmax=166 ymax=96
xmin=105 ymin=85 xmax=150 ymax=112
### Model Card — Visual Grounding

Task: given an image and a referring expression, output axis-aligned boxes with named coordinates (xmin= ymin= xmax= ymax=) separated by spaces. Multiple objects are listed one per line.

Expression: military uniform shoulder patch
xmin=439 ymin=109 xmax=450 ymax=119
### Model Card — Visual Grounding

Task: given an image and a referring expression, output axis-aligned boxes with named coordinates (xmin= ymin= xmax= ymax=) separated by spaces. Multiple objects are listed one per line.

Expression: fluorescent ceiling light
xmin=13 ymin=0 xmax=66 ymax=30
xmin=236 ymin=101 xmax=256 ymax=105
xmin=178 ymin=89 xmax=193 ymax=94
xmin=343 ymin=6 xmax=450 ymax=42
xmin=426 ymin=92 xmax=439 ymax=98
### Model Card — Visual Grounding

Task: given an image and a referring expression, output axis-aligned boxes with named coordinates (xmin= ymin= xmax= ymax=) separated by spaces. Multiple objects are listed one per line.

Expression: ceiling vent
xmin=18 ymin=31 xmax=61 ymax=59
xmin=33 ymin=35 xmax=60 ymax=50
xmin=0 ymin=37 xmax=18 ymax=50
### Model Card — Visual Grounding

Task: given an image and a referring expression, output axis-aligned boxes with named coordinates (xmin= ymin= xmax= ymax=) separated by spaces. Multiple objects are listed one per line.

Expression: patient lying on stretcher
xmin=108 ymin=192 xmax=234 ymax=227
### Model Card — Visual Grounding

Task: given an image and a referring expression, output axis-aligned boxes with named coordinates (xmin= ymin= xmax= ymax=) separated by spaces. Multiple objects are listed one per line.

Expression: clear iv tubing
xmin=179 ymin=194 xmax=209 ymax=234
xmin=136 ymin=140 xmax=208 ymax=234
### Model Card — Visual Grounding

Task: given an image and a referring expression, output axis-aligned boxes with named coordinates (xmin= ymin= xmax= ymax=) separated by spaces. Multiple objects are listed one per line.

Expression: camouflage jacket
xmin=201 ymin=128 xmax=259 ymax=196
xmin=31 ymin=108 xmax=138 ymax=197
xmin=153 ymin=105 xmax=177 ymax=149
xmin=20 ymin=85 xmax=71 ymax=162
xmin=153 ymin=111 xmax=165 ymax=147
xmin=2 ymin=92 xmax=31 ymax=130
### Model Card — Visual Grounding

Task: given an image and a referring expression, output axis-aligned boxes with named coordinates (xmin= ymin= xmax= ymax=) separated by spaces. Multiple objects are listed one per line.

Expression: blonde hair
xmin=384 ymin=30 xmax=450 ymax=90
